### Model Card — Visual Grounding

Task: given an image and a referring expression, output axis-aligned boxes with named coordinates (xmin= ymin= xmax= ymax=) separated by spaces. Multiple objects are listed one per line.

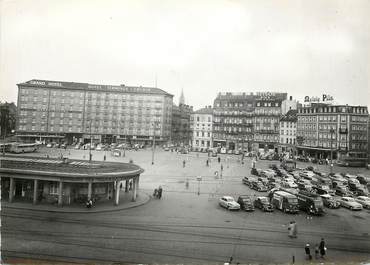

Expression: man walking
xmin=319 ymin=238 xmax=326 ymax=258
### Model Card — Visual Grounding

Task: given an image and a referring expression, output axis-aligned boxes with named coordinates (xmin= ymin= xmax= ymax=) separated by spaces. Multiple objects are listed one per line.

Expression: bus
xmin=9 ymin=143 xmax=39 ymax=153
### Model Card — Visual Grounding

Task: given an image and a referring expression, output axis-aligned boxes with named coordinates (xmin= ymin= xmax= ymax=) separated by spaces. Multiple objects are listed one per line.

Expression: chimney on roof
xmin=289 ymin=96 xmax=293 ymax=100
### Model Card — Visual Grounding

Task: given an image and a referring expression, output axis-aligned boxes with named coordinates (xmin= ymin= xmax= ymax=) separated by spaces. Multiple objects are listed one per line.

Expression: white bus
xmin=9 ymin=143 xmax=39 ymax=153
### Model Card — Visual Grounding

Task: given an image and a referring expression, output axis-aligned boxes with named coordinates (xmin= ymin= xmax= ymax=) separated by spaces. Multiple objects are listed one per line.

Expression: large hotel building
xmin=297 ymin=103 xmax=369 ymax=165
xmin=16 ymin=79 xmax=173 ymax=145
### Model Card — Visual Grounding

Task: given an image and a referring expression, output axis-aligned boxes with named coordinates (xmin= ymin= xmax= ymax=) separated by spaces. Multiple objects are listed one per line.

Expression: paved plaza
xmin=1 ymin=147 xmax=370 ymax=264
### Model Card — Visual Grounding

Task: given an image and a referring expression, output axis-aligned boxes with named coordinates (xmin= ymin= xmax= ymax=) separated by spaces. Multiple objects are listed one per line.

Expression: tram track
xmin=2 ymin=211 xmax=370 ymax=254
xmin=2 ymin=210 xmax=370 ymax=242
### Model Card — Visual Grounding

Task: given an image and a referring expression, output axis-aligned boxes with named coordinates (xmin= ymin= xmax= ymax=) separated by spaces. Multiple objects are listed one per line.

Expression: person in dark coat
xmin=158 ymin=186 xmax=163 ymax=199
xmin=319 ymin=238 xmax=326 ymax=258
xmin=218 ymin=156 xmax=221 ymax=163
xmin=305 ymin=244 xmax=312 ymax=260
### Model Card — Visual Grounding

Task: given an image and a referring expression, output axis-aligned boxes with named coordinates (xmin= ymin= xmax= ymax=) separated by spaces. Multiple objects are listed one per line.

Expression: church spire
xmin=179 ymin=88 xmax=185 ymax=105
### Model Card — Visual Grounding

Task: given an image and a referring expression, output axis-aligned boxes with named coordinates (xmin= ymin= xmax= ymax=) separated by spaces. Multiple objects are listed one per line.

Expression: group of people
xmin=305 ymin=238 xmax=327 ymax=260
xmin=153 ymin=186 xmax=163 ymax=199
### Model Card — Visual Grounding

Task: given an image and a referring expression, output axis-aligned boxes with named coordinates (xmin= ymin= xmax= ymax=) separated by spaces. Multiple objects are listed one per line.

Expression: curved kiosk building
xmin=0 ymin=157 xmax=144 ymax=206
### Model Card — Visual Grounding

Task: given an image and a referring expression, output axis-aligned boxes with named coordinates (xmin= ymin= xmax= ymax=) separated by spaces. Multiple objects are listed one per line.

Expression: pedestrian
xmin=288 ymin=221 xmax=294 ymax=238
xmin=221 ymin=164 xmax=224 ymax=171
xmin=319 ymin=238 xmax=326 ymax=258
xmin=158 ymin=186 xmax=163 ymax=199
xmin=292 ymin=221 xmax=298 ymax=238
xmin=206 ymin=159 xmax=209 ymax=167
xmin=129 ymin=180 xmax=133 ymax=190
xmin=314 ymin=244 xmax=319 ymax=259
xmin=305 ymin=244 xmax=312 ymax=260
xmin=218 ymin=156 xmax=221 ymax=163
xmin=103 ymin=154 xmax=106 ymax=161
xmin=183 ymin=160 xmax=186 ymax=167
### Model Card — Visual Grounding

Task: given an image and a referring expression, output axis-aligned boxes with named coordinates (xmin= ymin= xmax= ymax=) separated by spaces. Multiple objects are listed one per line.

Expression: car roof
xmin=342 ymin=197 xmax=353 ymax=200
xmin=320 ymin=194 xmax=331 ymax=198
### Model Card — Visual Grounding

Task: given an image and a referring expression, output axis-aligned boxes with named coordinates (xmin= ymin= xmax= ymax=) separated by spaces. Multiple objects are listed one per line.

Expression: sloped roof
xmin=194 ymin=107 xmax=213 ymax=114
xmin=280 ymin=109 xmax=297 ymax=122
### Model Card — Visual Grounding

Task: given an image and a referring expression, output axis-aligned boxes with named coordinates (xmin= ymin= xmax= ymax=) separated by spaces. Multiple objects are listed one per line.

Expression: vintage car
xmin=237 ymin=195 xmax=255 ymax=211
xmin=251 ymin=181 xmax=268 ymax=192
xmin=254 ymin=196 xmax=274 ymax=212
xmin=242 ymin=176 xmax=257 ymax=187
xmin=219 ymin=196 xmax=240 ymax=210
xmin=340 ymin=197 xmax=363 ymax=211
xmin=320 ymin=194 xmax=340 ymax=209
xmin=355 ymin=196 xmax=370 ymax=209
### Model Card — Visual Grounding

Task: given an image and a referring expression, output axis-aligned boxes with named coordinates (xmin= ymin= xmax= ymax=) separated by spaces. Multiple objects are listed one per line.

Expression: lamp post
xmin=196 ymin=176 xmax=202 ymax=195
xmin=151 ymin=121 xmax=159 ymax=165
xmin=329 ymin=128 xmax=335 ymax=174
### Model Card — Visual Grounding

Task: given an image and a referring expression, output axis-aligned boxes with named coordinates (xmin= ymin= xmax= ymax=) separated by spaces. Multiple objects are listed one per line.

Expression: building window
xmin=49 ymin=182 xmax=59 ymax=195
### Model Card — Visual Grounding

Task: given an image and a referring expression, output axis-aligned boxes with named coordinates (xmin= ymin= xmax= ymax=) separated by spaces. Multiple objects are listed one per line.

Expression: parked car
xmin=95 ymin=145 xmax=102 ymax=151
xmin=280 ymin=180 xmax=298 ymax=189
xmin=254 ymin=196 xmax=274 ymax=212
xmin=237 ymin=195 xmax=255 ymax=211
xmin=46 ymin=143 xmax=52 ymax=148
xmin=355 ymin=196 xmax=370 ymax=209
xmin=312 ymin=185 xmax=334 ymax=196
xmin=356 ymin=174 xmax=370 ymax=185
xmin=320 ymin=194 xmax=341 ymax=209
xmin=219 ymin=196 xmax=240 ymax=210
xmin=340 ymin=197 xmax=363 ymax=211
xmin=335 ymin=185 xmax=352 ymax=197
xmin=251 ymin=181 xmax=268 ymax=192
xmin=242 ymin=176 xmax=257 ymax=187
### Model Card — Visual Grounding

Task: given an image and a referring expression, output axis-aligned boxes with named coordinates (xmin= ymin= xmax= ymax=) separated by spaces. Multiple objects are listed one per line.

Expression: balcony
xmin=339 ymin=128 xmax=348 ymax=134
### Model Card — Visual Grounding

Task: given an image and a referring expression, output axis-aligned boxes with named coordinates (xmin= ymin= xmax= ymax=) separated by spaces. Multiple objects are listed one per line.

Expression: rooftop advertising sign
xmin=304 ymin=94 xmax=334 ymax=103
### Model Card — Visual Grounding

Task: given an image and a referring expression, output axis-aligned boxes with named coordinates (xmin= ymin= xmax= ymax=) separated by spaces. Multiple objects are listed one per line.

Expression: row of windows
xmin=280 ymin=122 xmax=296 ymax=128
xmin=280 ymin=138 xmax=296 ymax=145
xmin=280 ymin=130 xmax=296 ymax=136
xmin=351 ymin=134 xmax=367 ymax=141
xmin=213 ymin=126 xmax=253 ymax=133
xmin=194 ymin=140 xmax=211 ymax=147
xmin=194 ymin=132 xmax=212 ymax=137
xmin=299 ymin=106 xmax=368 ymax=114
xmin=215 ymin=102 xmax=253 ymax=108
xmin=213 ymin=110 xmax=254 ymax=116
xmin=254 ymin=135 xmax=279 ymax=142
xmin=254 ymin=109 xmax=281 ymax=115
xmin=352 ymin=125 xmax=367 ymax=131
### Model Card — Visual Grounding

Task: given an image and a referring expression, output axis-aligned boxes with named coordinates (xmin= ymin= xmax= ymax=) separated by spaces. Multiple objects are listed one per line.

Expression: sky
xmin=1 ymin=0 xmax=369 ymax=110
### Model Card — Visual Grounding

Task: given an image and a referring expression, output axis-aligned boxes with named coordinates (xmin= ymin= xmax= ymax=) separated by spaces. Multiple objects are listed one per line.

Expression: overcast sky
xmin=1 ymin=0 xmax=369 ymax=110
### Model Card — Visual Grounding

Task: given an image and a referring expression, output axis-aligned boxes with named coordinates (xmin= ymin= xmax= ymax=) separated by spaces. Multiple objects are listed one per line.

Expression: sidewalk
xmin=1 ymin=191 xmax=150 ymax=213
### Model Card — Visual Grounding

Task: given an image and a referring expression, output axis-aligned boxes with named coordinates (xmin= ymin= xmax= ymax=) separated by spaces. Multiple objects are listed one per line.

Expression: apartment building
xmin=296 ymin=103 xmax=369 ymax=165
xmin=190 ymin=106 xmax=213 ymax=151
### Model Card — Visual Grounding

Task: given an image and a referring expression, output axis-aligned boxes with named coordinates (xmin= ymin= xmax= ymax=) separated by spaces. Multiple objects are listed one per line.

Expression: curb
xmin=2 ymin=192 xmax=151 ymax=213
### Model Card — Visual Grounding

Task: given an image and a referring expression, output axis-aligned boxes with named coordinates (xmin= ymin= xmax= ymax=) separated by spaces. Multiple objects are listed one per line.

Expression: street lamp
xmin=196 ymin=176 xmax=202 ymax=195
xmin=329 ymin=128 xmax=335 ymax=174
xmin=151 ymin=121 xmax=160 ymax=165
